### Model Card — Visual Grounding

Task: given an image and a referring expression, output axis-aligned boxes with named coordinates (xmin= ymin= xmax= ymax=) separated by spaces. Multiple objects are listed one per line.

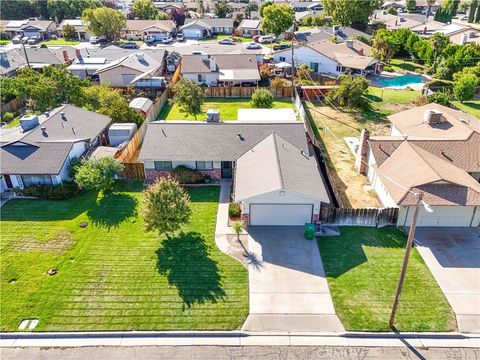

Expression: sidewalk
xmin=1 ymin=331 xmax=479 ymax=348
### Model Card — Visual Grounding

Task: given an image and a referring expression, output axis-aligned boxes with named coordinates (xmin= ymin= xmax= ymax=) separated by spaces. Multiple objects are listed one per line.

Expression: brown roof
xmin=124 ymin=20 xmax=175 ymax=32
xmin=306 ymin=40 xmax=376 ymax=69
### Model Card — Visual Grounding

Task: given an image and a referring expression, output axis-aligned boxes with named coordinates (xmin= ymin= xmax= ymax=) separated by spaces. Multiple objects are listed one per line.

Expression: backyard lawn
xmin=389 ymin=59 xmax=425 ymax=74
xmin=158 ymin=98 xmax=295 ymax=120
xmin=318 ymin=227 xmax=456 ymax=332
xmin=40 ymin=39 xmax=80 ymax=46
xmin=363 ymin=86 xmax=420 ymax=121
xmin=0 ymin=182 xmax=248 ymax=331
xmin=452 ymin=101 xmax=480 ymax=119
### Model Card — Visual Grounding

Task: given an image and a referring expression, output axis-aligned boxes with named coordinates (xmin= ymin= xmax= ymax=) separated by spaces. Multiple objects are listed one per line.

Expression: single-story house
xmin=237 ymin=19 xmax=262 ymax=37
xmin=291 ymin=1 xmax=323 ymax=12
xmin=94 ymin=51 xmax=164 ymax=87
xmin=295 ymin=25 xmax=372 ymax=44
xmin=2 ymin=18 xmax=57 ymax=39
xmin=0 ymin=104 xmax=111 ymax=192
xmin=0 ymin=49 xmax=27 ymax=77
xmin=237 ymin=108 xmax=296 ymax=122
xmin=357 ymin=103 xmax=480 ymax=227
xmin=120 ymin=20 xmax=176 ymax=41
xmin=272 ymin=39 xmax=379 ymax=76
xmin=138 ymin=121 xmax=330 ymax=226
xmin=449 ymin=28 xmax=480 ymax=45
xmin=181 ymin=18 xmax=234 ymax=39
xmin=181 ymin=54 xmax=260 ymax=86
xmin=58 ymin=19 xmax=91 ymax=41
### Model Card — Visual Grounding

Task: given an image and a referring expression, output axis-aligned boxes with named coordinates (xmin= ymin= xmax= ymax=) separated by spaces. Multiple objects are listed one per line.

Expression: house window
xmin=21 ymin=175 xmax=53 ymax=187
xmin=310 ymin=62 xmax=319 ymax=73
xmin=196 ymin=161 xmax=213 ymax=170
xmin=197 ymin=74 xmax=206 ymax=83
xmin=279 ymin=56 xmax=286 ymax=62
xmin=336 ymin=65 xmax=344 ymax=72
xmin=154 ymin=161 xmax=173 ymax=171
xmin=122 ymin=74 xmax=136 ymax=85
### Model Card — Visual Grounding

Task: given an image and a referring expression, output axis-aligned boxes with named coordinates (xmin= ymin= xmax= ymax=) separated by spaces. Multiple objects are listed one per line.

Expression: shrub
xmin=50 ymin=34 xmax=58 ymax=40
xmin=424 ymin=79 xmax=454 ymax=88
xmin=21 ymin=181 xmax=80 ymax=199
xmin=383 ymin=65 xmax=394 ymax=72
xmin=229 ymin=203 xmax=241 ymax=218
xmin=171 ymin=166 xmax=204 ymax=184
xmin=2 ymin=112 xmax=14 ymax=123
xmin=251 ymin=88 xmax=274 ymax=108
xmin=426 ymin=88 xmax=452 ymax=106
xmin=270 ymin=77 xmax=286 ymax=89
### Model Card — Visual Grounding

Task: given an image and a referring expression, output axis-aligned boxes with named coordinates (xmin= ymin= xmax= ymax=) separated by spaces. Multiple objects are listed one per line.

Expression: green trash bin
xmin=304 ymin=223 xmax=315 ymax=240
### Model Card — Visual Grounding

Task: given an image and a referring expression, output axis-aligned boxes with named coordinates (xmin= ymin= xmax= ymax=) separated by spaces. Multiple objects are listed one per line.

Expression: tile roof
xmin=234 ymin=133 xmax=329 ymax=202
xmin=139 ymin=122 xmax=310 ymax=162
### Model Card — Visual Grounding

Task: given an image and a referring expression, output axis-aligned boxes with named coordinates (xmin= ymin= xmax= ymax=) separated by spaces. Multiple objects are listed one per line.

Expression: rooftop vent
xmin=60 ymin=111 xmax=67 ymax=121
xmin=346 ymin=39 xmax=354 ymax=48
xmin=19 ymin=115 xmax=39 ymax=132
xmin=460 ymin=118 xmax=470 ymax=124
xmin=423 ymin=109 xmax=444 ymax=126
xmin=206 ymin=109 xmax=220 ymax=122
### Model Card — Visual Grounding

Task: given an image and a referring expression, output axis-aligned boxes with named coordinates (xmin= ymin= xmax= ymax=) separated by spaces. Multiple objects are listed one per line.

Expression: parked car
xmin=21 ymin=36 xmax=29 ymax=44
xmin=192 ymin=50 xmax=205 ymax=55
xmin=218 ymin=38 xmax=235 ymax=45
xmin=258 ymin=35 xmax=275 ymax=44
xmin=144 ymin=35 xmax=155 ymax=45
xmin=176 ymin=33 xmax=184 ymax=42
xmin=90 ymin=36 xmax=106 ymax=44
xmin=12 ymin=35 xmax=22 ymax=44
xmin=162 ymin=36 xmax=174 ymax=44
xmin=246 ymin=42 xmax=262 ymax=49
xmin=272 ymin=43 xmax=291 ymax=51
xmin=27 ymin=35 xmax=41 ymax=44
xmin=122 ymin=42 xmax=139 ymax=49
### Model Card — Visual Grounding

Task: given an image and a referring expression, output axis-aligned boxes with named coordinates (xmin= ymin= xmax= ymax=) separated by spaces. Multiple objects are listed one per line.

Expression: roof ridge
xmin=408 ymin=142 xmax=446 ymax=184
xmin=271 ymin=132 xmax=285 ymax=190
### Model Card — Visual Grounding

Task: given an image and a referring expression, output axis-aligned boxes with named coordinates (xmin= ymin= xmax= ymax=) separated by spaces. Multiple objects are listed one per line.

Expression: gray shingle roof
xmin=181 ymin=54 xmax=259 ymax=73
xmin=139 ymin=122 xmax=309 ymax=162
xmin=234 ymin=133 xmax=329 ymax=202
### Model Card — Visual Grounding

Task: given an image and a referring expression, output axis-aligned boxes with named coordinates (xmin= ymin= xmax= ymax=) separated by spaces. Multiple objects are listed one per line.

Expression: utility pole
xmin=21 ymin=42 xmax=31 ymax=69
xmin=389 ymin=191 xmax=424 ymax=327
xmin=291 ymin=21 xmax=296 ymax=99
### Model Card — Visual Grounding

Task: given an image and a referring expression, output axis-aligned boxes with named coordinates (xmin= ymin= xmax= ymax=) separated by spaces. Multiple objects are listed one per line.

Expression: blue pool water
xmin=378 ymin=74 xmax=423 ymax=87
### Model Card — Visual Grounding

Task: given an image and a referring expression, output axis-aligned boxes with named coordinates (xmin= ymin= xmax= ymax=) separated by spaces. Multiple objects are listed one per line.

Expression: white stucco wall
xmin=366 ymin=148 xmax=397 ymax=208
xmin=182 ymin=26 xmax=208 ymax=39
xmin=398 ymin=205 xmax=478 ymax=227
xmin=240 ymin=189 xmax=321 ymax=215
xmin=182 ymin=72 xmax=218 ymax=86
xmin=144 ymin=161 xmax=221 ymax=169
xmin=272 ymin=46 xmax=341 ymax=76
xmin=56 ymin=141 xmax=88 ymax=183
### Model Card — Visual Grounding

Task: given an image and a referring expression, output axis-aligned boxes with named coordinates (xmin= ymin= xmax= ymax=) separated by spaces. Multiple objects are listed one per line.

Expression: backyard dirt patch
xmin=9 ymin=229 xmax=74 ymax=254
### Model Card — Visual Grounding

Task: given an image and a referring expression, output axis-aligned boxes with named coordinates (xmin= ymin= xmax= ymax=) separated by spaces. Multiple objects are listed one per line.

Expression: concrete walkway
xmin=414 ymin=227 xmax=480 ymax=333
xmin=242 ymin=227 xmax=344 ymax=332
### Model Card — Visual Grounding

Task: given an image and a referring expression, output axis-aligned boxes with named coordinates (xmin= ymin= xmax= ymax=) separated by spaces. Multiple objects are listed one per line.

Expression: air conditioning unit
xmin=206 ymin=109 xmax=220 ymax=122
xmin=423 ymin=109 xmax=444 ymax=125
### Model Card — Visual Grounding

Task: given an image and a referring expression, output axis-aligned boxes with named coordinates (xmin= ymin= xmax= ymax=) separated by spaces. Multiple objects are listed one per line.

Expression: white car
xmin=162 ymin=36 xmax=174 ymax=44
xmin=246 ymin=42 xmax=261 ymax=49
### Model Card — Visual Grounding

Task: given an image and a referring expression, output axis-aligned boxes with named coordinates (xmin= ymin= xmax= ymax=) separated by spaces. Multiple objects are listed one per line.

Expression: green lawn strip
xmin=0 ymin=40 xmax=11 ymax=45
xmin=41 ymin=39 xmax=80 ymax=45
xmin=451 ymin=101 xmax=480 ymax=119
xmin=201 ymin=34 xmax=252 ymax=43
xmin=318 ymin=226 xmax=456 ymax=332
xmin=158 ymin=98 xmax=295 ymax=120
xmin=0 ymin=182 xmax=248 ymax=331
xmin=389 ymin=59 xmax=425 ymax=73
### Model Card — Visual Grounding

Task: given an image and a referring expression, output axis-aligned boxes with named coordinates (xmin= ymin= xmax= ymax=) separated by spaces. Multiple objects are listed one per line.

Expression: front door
xmin=221 ymin=161 xmax=232 ymax=178
xmin=3 ymin=175 xmax=13 ymax=189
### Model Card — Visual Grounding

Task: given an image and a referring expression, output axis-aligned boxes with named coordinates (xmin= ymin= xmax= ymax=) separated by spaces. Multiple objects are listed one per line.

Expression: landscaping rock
xmin=79 ymin=222 xmax=88 ymax=228
xmin=47 ymin=268 xmax=57 ymax=276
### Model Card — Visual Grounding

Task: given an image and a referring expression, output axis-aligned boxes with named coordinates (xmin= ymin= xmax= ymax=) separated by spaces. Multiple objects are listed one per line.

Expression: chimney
xmin=423 ymin=26 xmax=427 ymax=35
xmin=395 ymin=19 xmax=398 ymax=26
xmin=63 ymin=50 xmax=69 ymax=62
xmin=355 ymin=128 xmax=370 ymax=175
xmin=358 ymin=48 xmax=364 ymax=56
xmin=458 ymin=33 xmax=468 ymax=45
xmin=346 ymin=39 xmax=354 ymax=48
xmin=75 ymin=48 xmax=82 ymax=60
xmin=209 ymin=57 xmax=216 ymax=72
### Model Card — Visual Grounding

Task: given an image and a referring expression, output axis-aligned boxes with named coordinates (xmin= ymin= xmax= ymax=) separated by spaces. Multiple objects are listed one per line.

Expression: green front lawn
xmin=41 ymin=39 xmax=80 ymax=45
xmin=0 ymin=40 xmax=11 ymax=45
xmin=0 ymin=182 xmax=248 ymax=331
xmin=200 ymin=34 xmax=252 ymax=43
xmin=318 ymin=227 xmax=456 ymax=332
xmin=158 ymin=98 xmax=295 ymax=121
xmin=452 ymin=101 xmax=480 ymax=119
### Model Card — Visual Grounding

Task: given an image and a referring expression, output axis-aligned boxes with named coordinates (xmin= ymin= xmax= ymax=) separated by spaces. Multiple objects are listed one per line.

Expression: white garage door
xmin=404 ymin=206 xmax=474 ymax=227
xmin=250 ymin=204 xmax=313 ymax=226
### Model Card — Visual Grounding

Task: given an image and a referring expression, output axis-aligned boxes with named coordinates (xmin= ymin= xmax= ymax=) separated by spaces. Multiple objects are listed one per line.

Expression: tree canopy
xmin=47 ymin=0 xmax=101 ymax=22
xmin=74 ymin=157 xmax=124 ymax=192
xmin=132 ymin=0 xmax=159 ymax=20
xmin=322 ymin=0 xmax=382 ymax=29
xmin=372 ymin=28 xmax=398 ymax=62
xmin=213 ymin=1 xmax=232 ymax=18
xmin=82 ymin=7 xmax=126 ymax=40
xmin=453 ymin=73 xmax=478 ymax=102
xmin=326 ymin=75 xmax=369 ymax=109
xmin=170 ymin=79 xmax=205 ymax=119
xmin=261 ymin=4 xmax=294 ymax=37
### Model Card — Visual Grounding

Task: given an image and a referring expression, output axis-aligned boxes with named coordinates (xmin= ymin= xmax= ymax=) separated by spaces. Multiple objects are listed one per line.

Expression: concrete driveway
xmin=414 ymin=227 xmax=480 ymax=333
xmin=242 ymin=226 xmax=344 ymax=332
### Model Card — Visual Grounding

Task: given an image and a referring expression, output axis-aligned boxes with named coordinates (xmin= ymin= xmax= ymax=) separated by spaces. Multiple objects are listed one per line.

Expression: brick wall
xmin=241 ymin=213 xmax=250 ymax=227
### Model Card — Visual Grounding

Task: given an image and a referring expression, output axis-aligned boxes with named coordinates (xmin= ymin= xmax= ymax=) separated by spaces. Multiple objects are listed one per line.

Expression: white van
xmin=90 ymin=35 xmax=106 ymax=44
xmin=258 ymin=35 xmax=275 ymax=44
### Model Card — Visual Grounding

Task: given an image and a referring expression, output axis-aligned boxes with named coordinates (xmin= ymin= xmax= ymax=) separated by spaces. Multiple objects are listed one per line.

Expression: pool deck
xmin=368 ymin=71 xmax=430 ymax=90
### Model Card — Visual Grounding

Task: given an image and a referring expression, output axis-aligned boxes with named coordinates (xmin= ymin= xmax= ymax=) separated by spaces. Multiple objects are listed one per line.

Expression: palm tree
xmin=232 ymin=220 xmax=244 ymax=244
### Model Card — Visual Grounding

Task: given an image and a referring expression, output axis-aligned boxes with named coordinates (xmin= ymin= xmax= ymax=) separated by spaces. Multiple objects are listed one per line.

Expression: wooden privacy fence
xmin=145 ymin=90 xmax=167 ymax=122
xmin=120 ymin=162 xmax=145 ymax=180
xmin=320 ymin=207 xmax=399 ymax=227
xmin=202 ymin=86 xmax=291 ymax=98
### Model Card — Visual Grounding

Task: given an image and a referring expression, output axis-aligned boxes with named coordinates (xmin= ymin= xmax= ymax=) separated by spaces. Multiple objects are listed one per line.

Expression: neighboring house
xmin=291 ymin=1 xmax=323 ymax=12
xmin=138 ymin=121 xmax=330 ymax=226
xmin=2 ymin=18 xmax=57 ymax=39
xmin=411 ymin=20 xmax=454 ymax=37
xmin=272 ymin=39 xmax=378 ymax=76
xmin=58 ymin=19 xmax=91 ymax=41
xmin=0 ymin=49 xmax=27 ymax=77
xmin=120 ymin=20 xmax=176 ymax=41
xmin=295 ymin=25 xmax=372 ymax=43
xmin=94 ymin=51 xmax=165 ymax=87
xmin=181 ymin=18 xmax=234 ymax=39
xmin=449 ymin=29 xmax=480 ymax=45
xmin=181 ymin=54 xmax=260 ymax=86
xmin=357 ymin=104 xmax=480 ymax=228
xmin=237 ymin=19 xmax=262 ymax=37
xmin=0 ymin=104 xmax=111 ymax=192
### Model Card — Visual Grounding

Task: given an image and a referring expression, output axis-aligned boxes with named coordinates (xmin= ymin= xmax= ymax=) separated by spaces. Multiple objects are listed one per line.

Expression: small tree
xmin=232 ymin=220 xmax=244 ymax=244
xmin=406 ymin=0 xmax=416 ymax=11
xmin=74 ymin=157 xmax=124 ymax=192
xmin=262 ymin=4 xmax=294 ymax=37
xmin=62 ymin=23 xmax=77 ymax=40
xmin=372 ymin=29 xmax=398 ymax=63
xmin=132 ymin=0 xmax=158 ymax=19
xmin=453 ymin=73 xmax=478 ymax=103
xmin=326 ymin=75 xmax=369 ymax=109
xmin=171 ymin=79 xmax=205 ymax=119
xmin=297 ymin=64 xmax=313 ymax=81
xmin=141 ymin=176 xmax=192 ymax=235
xmin=82 ymin=7 xmax=126 ymax=41
xmin=270 ymin=76 xmax=286 ymax=89
xmin=251 ymin=88 xmax=274 ymax=108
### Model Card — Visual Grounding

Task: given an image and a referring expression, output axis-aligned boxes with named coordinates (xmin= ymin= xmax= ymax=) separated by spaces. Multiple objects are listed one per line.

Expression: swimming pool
xmin=378 ymin=74 xmax=424 ymax=87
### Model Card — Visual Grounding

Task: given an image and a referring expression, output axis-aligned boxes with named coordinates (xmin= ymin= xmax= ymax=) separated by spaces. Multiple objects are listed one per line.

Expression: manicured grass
xmin=389 ymin=59 xmax=425 ymax=74
xmin=0 ymin=40 xmax=11 ymax=45
xmin=6 ymin=117 xmax=20 ymax=128
xmin=318 ymin=227 xmax=456 ymax=332
xmin=201 ymin=34 xmax=252 ymax=43
xmin=158 ymin=98 xmax=295 ymax=121
xmin=0 ymin=182 xmax=248 ymax=331
xmin=41 ymin=39 xmax=80 ymax=45
xmin=452 ymin=101 xmax=480 ymax=119
xmin=363 ymin=86 xmax=420 ymax=121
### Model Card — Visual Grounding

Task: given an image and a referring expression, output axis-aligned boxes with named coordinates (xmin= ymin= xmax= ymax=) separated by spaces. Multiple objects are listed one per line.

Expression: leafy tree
xmin=232 ymin=220 xmax=244 ymax=243
xmin=322 ymin=0 xmax=382 ymax=29
xmin=82 ymin=85 xmax=143 ymax=124
xmin=297 ymin=63 xmax=313 ymax=81
xmin=372 ymin=28 xmax=398 ymax=62
xmin=47 ymin=0 xmax=101 ymax=22
xmin=170 ymin=79 xmax=205 ymax=119
xmin=270 ymin=77 xmax=287 ymax=89
xmin=141 ymin=176 xmax=192 ymax=235
xmin=430 ymin=33 xmax=449 ymax=58
xmin=244 ymin=2 xmax=258 ymax=18
xmin=170 ymin=7 xmax=186 ymax=27
xmin=387 ymin=7 xmax=398 ymax=15
xmin=326 ymin=75 xmax=369 ymax=109
xmin=251 ymin=88 xmax=274 ymax=108
xmin=406 ymin=0 xmax=416 ymax=11
xmin=74 ymin=157 xmax=124 ymax=192
xmin=62 ymin=23 xmax=77 ymax=39
xmin=156 ymin=11 xmax=168 ymax=20
xmin=213 ymin=1 xmax=232 ymax=18
xmin=234 ymin=13 xmax=244 ymax=27
xmin=453 ymin=73 xmax=478 ymax=102
xmin=1 ymin=1 xmax=37 ymax=20
xmin=426 ymin=87 xmax=453 ymax=105
xmin=197 ymin=0 xmax=205 ymax=17
xmin=259 ymin=0 xmax=274 ymax=17
xmin=132 ymin=0 xmax=158 ymax=19
xmin=82 ymin=7 xmax=126 ymax=41
xmin=261 ymin=4 xmax=294 ymax=37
